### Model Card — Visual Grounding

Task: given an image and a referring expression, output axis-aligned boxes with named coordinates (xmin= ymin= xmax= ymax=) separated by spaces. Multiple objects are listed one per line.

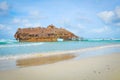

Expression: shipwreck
xmin=14 ymin=24 xmax=79 ymax=42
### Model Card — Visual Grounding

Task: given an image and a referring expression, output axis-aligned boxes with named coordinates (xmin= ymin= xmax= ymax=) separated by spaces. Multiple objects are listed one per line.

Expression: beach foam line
xmin=0 ymin=44 xmax=120 ymax=60
xmin=0 ymin=54 xmax=34 ymax=60
xmin=0 ymin=42 xmax=44 ymax=48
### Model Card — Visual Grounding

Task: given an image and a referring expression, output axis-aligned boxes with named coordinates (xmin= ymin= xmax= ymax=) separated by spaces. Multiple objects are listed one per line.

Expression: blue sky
xmin=0 ymin=0 xmax=120 ymax=39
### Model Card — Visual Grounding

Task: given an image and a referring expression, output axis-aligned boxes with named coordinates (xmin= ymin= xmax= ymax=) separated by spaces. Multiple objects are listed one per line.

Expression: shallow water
xmin=0 ymin=39 xmax=120 ymax=71
xmin=75 ymin=45 xmax=120 ymax=60
xmin=0 ymin=39 xmax=120 ymax=60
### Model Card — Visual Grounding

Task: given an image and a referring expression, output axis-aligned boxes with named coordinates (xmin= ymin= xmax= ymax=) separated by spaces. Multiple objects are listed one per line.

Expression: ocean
xmin=0 ymin=39 xmax=120 ymax=70
xmin=0 ymin=39 xmax=120 ymax=60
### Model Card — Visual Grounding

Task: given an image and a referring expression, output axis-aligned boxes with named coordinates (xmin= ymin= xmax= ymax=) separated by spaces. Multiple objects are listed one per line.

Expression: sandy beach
xmin=0 ymin=53 xmax=120 ymax=80
xmin=0 ymin=0 xmax=120 ymax=80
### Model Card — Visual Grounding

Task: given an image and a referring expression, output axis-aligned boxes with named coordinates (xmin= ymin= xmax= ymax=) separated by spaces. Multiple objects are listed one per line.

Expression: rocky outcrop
xmin=14 ymin=24 xmax=79 ymax=42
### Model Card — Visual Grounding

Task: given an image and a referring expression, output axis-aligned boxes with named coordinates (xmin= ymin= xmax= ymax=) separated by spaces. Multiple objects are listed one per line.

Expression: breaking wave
xmin=0 ymin=42 xmax=44 ymax=48
xmin=0 ymin=39 xmax=18 ymax=44
xmin=0 ymin=54 xmax=35 ymax=60
xmin=0 ymin=39 xmax=44 ymax=48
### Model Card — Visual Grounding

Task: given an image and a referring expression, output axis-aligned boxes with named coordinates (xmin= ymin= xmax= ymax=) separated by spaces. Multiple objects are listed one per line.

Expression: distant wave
xmin=0 ymin=39 xmax=18 ymax=44
xmin=86 ymin=39 xmax=120 ymax=41
xmin=0 ymin=39 xmax=17 ymax=42
xmin=0 ymin=42 xmax=44 ymax=48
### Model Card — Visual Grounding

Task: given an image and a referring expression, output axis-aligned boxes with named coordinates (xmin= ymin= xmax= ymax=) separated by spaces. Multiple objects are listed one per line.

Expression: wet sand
xmin=17 ymin=53 xmax=76 ymax=67
xmin=0 ymin=53 xmax=120 ymax=80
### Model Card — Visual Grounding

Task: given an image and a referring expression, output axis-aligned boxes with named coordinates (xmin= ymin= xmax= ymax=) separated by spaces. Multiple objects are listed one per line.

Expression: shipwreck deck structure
xmin=14 ymin=25 xmax=79 ymax=42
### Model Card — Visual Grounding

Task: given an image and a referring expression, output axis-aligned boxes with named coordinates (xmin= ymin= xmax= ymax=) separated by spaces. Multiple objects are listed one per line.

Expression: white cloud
xmin=115 ymin=7 xmax=120 ymax=18
xmin=21 ymin=19 xmax=29 ymax=24
xmin=77 ymin=23 xmax=86 ymax=29
xmin=0 ymin=24 xmax=4 ymax=30
xmin=92 ymin=28 xmax=105 ymax=33
xmin=97 ymin=11 xmax=114 ymax=23
xmin=115 ymin=23 xmax=120 ymax=26
xmin=91 ymin=26 xmax=111 ymax=33
xmin=29 ymin=10 xmax=40 ymax=16
xmin=24 ymin=23 xmax=32 ymax=27
xmin=0 ymin=24 xmax=12 ymax=30
xmin=97 ymin=6 xmax=120 ymax=26
xmin=24 ymin=23 xmax=41 ymax=27
xmin=13 ymin=18 xmax=30 ymax=24
xmin=76 ymin=16 xmax=92 ymax=23
xmin=28 ymin=10 xmax=47 ymax=19
xmin=0 ymin=1 xmax=9 ymax=10
xmin=12 ymin=18 xmax=21 ymax=24
xmin=0 ymin=1 xmax=9 ymax=15
xmin=12 ymin=18 xmax=41 ymax=27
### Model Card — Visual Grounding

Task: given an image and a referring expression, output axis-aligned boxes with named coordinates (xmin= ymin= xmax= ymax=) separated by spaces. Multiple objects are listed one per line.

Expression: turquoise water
xmin=0 ymin=39 xmax=120 ymax=59
xmin=0 ymin=39 xmax=120 ymax=70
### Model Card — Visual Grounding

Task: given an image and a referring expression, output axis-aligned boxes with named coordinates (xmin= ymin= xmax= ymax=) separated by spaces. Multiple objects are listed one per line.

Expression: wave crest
xmin=0 ymin=42 xmax=44 ymax=48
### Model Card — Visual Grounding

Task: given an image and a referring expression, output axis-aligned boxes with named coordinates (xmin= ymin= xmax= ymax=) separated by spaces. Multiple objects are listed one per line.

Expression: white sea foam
xmin=0 ymin=39 xmax=17 ymax=42
xmin=0 ymin=44 xmax=120 ymax=60
xmin=0 ymin=42 xmax=44 ymax=48
xmin=87 ymin=39 xmax=120 ymax=41
xmin=0 ymin=54 xmax=37 ymax=60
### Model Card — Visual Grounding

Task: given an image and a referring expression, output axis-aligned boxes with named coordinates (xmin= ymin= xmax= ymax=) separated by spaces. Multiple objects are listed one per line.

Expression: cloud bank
xmin=0 ymin=1 xmax=9 ymax=15
xmin=98 ymin=6 xmax=120 ymax=26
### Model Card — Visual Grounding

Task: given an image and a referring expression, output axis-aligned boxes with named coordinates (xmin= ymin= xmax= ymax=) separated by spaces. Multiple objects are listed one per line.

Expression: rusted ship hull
xmin=14 ymin=25 xmax=79 ymax=42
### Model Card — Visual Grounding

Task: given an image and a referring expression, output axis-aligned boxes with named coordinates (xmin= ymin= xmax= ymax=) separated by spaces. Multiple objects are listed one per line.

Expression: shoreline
xmin=0 ymin=43 xmax=120 ymax=60
xmin=0 ymin=53 xmax=120 ymax=80
xmin=0 ymin=44 xmax=120 ymax=71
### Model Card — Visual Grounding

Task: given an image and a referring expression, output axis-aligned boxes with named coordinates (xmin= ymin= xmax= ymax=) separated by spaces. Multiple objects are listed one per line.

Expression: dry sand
xmin=0 ymin=53 xmax=120 ymax=80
